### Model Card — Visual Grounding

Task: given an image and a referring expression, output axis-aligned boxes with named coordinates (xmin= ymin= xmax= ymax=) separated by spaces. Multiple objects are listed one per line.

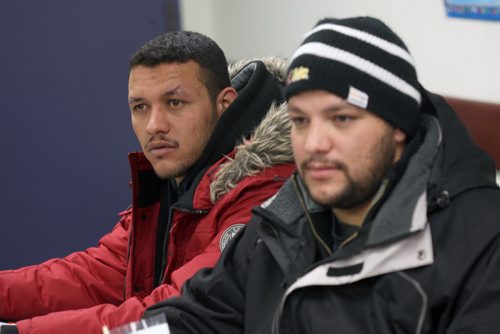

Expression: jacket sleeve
xmin=101 ymin=175 xmax=287 ymax=330
xmin=446 ymin=234 xmax=500 ymax=333
xmin=144 ymin=222 xmax=254 ymax=334
xmin=11 ymin=231 xmax=250 ymax=334
xmin=168 ymin=176 xmax=286 ymax=286
xmin=140 ymin=175 xmax=289 ymax=334
xmin=10 ymin=218 xmax=243 ymax=334
xmin=3 ymin=173 xmax=289 ymax=333
xmin=0 ymin=209 xmax=132 ymax=322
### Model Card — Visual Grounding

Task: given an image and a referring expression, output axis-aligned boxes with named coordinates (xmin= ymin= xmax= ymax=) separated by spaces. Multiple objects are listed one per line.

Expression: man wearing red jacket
xmin=0 ymin=31 xmax=295 ymax=333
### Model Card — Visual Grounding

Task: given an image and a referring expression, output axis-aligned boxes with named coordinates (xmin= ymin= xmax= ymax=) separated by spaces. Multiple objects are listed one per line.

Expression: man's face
xmin=128 ymin=61 xmax=222 ymax=182
xmin=288 ymin=90 xmax=406 ymax=210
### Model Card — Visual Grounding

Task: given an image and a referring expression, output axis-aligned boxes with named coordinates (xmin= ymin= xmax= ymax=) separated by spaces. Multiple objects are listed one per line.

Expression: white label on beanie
xmin=347 ymin=86 xmax=369 ymax=109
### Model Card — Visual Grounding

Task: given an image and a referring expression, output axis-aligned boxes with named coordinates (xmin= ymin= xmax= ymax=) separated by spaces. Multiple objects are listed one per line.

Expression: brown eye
xmin=335 ymin=115 xmax=352 ymax=123
xmin=167 ymin=100 xmax=184 ymax=108
xmin=291 ymin=117 xmax=308 ymax=126
xmin=333 ymin=115 xmax=356 ymax=126
xmin=132 ymin=104 xmax=147 ymax=112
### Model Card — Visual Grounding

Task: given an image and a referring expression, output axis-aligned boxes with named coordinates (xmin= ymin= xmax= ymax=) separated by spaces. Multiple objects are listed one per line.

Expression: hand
xmin=0 ymin=323 xmax=17 ymax=334
xmin=0 ymin=322 xmax=15 ymax=326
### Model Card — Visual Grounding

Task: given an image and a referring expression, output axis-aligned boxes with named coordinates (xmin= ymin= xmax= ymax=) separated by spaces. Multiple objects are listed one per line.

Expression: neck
xmin=332 ymin=203 xmax=370 ymax=227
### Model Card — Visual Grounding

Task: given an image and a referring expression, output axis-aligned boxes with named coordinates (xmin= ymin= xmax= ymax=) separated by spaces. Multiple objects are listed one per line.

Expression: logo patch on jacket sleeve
xmin=219 ymin=224 xmax=246 ymax=252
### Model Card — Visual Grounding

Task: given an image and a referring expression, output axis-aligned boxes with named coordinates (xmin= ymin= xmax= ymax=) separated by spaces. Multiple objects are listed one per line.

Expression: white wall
xmin=180 ymin=0 xmax=500 ymax=103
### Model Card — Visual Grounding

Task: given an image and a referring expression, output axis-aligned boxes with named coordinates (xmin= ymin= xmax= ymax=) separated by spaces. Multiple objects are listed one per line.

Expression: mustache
xmin=301 ymin=156 xmax=347 ymax=170
xmin=145 ymin=134 xmax=179 ymax=151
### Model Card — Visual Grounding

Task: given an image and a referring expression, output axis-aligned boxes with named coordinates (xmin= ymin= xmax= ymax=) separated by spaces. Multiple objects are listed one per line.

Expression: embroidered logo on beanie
xmin=287 ymin=66 xmax=310 ymax=83
xmin=285 ymin=16 xmax=422 ymax=136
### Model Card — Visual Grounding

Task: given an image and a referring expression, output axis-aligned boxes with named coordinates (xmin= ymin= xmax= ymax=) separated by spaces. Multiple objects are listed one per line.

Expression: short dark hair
xmin=129 ymin=31 xmax=230 ymax=100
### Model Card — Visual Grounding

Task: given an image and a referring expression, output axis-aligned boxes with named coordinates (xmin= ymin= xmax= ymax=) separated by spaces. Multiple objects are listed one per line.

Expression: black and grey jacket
xmin=145 ymin=92 xmax=500 ymax=334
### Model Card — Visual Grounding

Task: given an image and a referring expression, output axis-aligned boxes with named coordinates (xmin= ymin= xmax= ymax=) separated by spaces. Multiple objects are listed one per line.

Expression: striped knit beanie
xmin=285 ymin=17 xmax=422 ymax=136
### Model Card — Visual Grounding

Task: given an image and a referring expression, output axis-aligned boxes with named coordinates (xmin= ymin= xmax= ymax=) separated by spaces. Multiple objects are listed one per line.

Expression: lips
xmin=304 ymin=161 xmax=343 ymax=180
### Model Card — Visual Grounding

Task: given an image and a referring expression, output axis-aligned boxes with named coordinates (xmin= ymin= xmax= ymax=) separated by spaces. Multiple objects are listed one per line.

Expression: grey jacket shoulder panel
xmin=367 ymin=114 xmax=441 ymax=246
xmin=259 ymin=176 xmax=306 ymax=225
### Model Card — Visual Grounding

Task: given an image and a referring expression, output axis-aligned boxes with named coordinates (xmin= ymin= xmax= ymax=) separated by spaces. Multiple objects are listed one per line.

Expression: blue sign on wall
xmin=444 ymin=0 xmax=500 ymax=21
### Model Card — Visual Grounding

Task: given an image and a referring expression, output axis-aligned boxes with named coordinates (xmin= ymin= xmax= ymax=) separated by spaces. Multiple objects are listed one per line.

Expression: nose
xmin=146 ymin=105 xmax=170 ymax=136
xmin=303 ymin=121 xmax=333 ymax=154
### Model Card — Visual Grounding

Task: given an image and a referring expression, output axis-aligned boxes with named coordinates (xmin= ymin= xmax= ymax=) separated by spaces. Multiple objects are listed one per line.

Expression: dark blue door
xmin=0 ymin=0 xmax=177 ymax=269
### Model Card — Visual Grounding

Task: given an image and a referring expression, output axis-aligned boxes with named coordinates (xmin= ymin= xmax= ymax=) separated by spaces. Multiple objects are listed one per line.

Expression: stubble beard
xmin=154 ymin=161 xmax=190 ymax=181
xmin=304 ymin=131 xmax=396 ymax=210
xmin=151 ymin=105 xmax=220 ymax=182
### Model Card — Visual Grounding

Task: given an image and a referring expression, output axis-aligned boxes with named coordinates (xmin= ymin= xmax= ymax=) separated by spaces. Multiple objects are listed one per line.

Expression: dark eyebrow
xmin=325 ymin=105 xmax=349 ymax=113
xmin=128 ymin=97 xmax=144 ymax=104
xmin=287 ymin=105 xmax=302 ymax=114
xmin=163 ymin=85 xmax=183 ymax=97
xmin=128 ymin=85 xmax=183 ymax=105
xmin=288 ymin=101 xmax=352 ymax=114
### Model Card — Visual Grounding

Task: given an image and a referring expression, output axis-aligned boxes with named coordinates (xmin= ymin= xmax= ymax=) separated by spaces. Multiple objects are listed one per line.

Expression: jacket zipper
xmin=272 ymin=177 xmax=330 ymax=334
xmin=291 ymin=175 xmax=332 ymax=257
xmin=338 ymin=231 xmax=358 ymax=250
xmin=156 ymin=205 xmax=207 ymax=285
xmin=273 ymin=176 xmax=360 ymax=333
xmin=123 ymin=209 xmax=135 ymax=301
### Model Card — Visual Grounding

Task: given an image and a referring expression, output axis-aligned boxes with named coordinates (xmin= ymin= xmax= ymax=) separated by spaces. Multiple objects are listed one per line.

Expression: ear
xmin=393 ymin=128 xmax=407 ymax=163
xmin=393 ymin=128 xmax=406 ymax=144
xmin=215 ymin=87 xmax=238 ymax=116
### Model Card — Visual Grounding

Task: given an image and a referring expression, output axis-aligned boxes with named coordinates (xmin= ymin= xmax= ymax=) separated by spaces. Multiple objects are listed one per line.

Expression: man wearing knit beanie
xmin=285 ymin=16 xmax=420 ymax=224
xmin=286 ymin=16 xmax=421 ymax=136
xmin=141 ymin=17 xmax=500 ymax=334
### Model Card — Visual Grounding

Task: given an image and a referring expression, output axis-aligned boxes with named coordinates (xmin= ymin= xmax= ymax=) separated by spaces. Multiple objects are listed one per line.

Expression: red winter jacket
xmin=0 ymin=56 xmax=294 ymax=332
xmin=0 ymin=149 xmax=295 ymax=333
xmin=0 ymin=96 xmax=295 ymax=334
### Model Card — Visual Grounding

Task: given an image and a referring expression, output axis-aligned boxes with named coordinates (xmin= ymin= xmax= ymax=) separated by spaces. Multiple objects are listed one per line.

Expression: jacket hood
xmin=229 ymin=57 xmax=288 ymax=85
xmin=210 ymin=102 xmax=293 ymax=202
xmin=366 ymin=92 xmax=497 ymax=246
xmin=176 ymin=57 xmax=289 ymax=206
xmin=423 ymin=91 xmax=498 ymax=205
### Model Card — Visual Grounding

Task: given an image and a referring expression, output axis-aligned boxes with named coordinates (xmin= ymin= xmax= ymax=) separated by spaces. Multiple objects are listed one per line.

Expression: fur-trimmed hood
xmin=228 ymin=57 xmax=288 ymax=85
xmin=210 ymin=58 xmax=293 ymax=202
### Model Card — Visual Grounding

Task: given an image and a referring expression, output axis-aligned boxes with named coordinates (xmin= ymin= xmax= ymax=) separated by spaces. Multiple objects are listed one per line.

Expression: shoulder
xmin=209 ymin=161 xmax=295 ymax=207
xmin=430 ymin=187 xmax=500 ymax=256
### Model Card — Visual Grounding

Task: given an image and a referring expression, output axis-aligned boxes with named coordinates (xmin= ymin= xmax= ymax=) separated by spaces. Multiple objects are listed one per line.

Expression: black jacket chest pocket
xmin=282 ymin=272 xmax=431 ymax=334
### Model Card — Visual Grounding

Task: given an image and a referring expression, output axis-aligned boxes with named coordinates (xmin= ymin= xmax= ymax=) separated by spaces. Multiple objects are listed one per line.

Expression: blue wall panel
xmin=0 ymin=0 xmax=175 ymax=269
